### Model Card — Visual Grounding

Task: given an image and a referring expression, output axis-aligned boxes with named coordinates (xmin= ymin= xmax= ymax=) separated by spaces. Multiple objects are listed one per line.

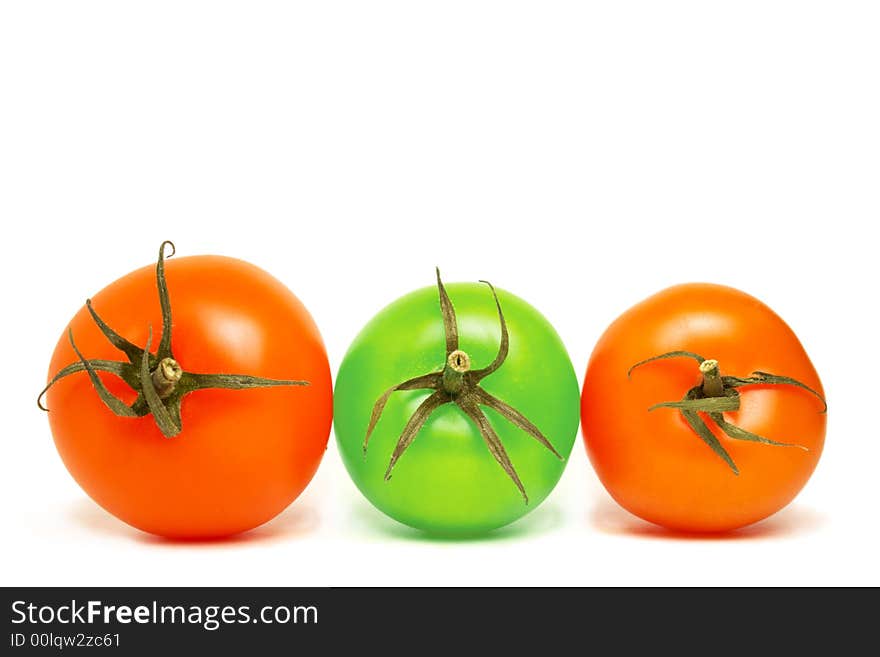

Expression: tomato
xmin=581 ymin=283 xmax=826 ymax=533
xmin=42 ymin=243 xmax=332 ymax=539
xmin=334 ymin=271 xmax=580 ymax=534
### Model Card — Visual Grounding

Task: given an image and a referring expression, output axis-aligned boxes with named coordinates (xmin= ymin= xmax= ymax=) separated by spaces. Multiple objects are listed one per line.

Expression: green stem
xmin=699 ymin=359 xmax=724 ymax=398
xmin=442 ymin=349 xmax=471 ymax=396
xmin=629 ymin=349 xmax=826 ymax=475
xmin=39 ymin=242 xmax=310 ymax=438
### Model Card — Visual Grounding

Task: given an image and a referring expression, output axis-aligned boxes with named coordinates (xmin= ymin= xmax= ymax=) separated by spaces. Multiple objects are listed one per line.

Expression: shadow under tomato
xmin=69 ymin=498 xmax=320 ymax=546
xmin=589 ymin=497 xmax=826 ymax=540
xmin=349 ymin=498 xmax=565 ymax=543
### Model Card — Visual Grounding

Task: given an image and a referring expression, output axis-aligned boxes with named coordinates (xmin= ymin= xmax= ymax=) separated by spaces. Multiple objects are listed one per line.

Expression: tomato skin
xmin=334 ymin=283 xmax=580 ymax=534
xmin=581 ymin=283 xmax=826 ymax=533
xmin=46 ymin=255 xmax=332 ymax=539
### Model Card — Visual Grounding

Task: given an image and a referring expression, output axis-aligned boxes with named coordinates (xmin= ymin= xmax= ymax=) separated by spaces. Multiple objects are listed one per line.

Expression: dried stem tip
xmin=442 ymin=350 xmax=471 ymax=395
xmin=152 ymin=357 xmax=183 ymax=399
xmin=447 ymin=350 xmax=471 ymax=373
xmin=699 ymin=359 xmax=719 ymax=375
xmin=699 ymin=359 xmax=724 ymax=398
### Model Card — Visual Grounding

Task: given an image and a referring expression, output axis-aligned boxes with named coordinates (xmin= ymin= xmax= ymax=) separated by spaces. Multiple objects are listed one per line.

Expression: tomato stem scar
xmin=629 ymin=351 xmax=827 ymax=474
xmin=38 ymin=242 xmax=309 ymax=438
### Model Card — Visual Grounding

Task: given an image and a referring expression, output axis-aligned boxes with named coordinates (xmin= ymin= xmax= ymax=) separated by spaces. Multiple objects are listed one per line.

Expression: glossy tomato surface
xmin=335 ymin=283 xmax=580 ymax=534
xmin=46 ymin=255 xmax=332 ymax=539
xmin=581 ymin=283 xmax=826 ymax=532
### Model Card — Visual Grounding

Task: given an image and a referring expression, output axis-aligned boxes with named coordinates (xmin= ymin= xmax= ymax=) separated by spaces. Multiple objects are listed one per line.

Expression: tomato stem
xmin=151 ymin=357 xmax=183 ymax=399
xmin=699 ymin=359 xmax=724 ymax=397
xmin=630 ymin=351 xmax=826 ymax=474
xmin=39 ymin=242 xmax=309 ymax=438
xmin=442 ymin=349 xmax=471 ymax=395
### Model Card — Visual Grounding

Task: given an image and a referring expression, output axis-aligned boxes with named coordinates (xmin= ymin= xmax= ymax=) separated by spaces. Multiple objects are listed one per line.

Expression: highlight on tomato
xmin=334 ymin=270 xmax=580 ymax=534
xmin=581 ymin=283 xmax=827 ymax=533
xmin=39 ymin=242 xmax=332 ymax=539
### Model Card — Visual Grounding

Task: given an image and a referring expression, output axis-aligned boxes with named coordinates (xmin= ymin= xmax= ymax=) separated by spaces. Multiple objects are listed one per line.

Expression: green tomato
xmin=334 ymin=275 xmax=580 ymax=534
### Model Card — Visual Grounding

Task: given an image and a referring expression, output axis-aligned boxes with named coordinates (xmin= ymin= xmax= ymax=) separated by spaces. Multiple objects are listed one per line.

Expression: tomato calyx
xmin=628 ymin=351 xmax=827 ymax=474
xmin=362 ymin=269 xmax=562 ymax=503
xmin=38 ymin=241 xmax=309 ymax=438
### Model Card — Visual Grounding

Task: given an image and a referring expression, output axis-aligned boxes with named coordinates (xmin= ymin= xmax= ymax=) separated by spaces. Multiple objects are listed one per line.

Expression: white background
xmin=1 ymin=1 xmax=878 ymax=586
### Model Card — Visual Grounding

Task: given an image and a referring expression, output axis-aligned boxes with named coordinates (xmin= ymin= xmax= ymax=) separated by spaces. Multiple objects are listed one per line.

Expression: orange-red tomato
xmin=45 ymin=253 xmax=332 ymax=539
xmin=581 ymin=283 xmax=826 ymax=533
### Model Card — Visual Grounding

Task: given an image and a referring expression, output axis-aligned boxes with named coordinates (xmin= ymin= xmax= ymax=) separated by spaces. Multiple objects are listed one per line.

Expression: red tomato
xmin=43 ymin=244 xmax=332 ymax=539
xmin=581 ymin=283 xmax=826 ymax=532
